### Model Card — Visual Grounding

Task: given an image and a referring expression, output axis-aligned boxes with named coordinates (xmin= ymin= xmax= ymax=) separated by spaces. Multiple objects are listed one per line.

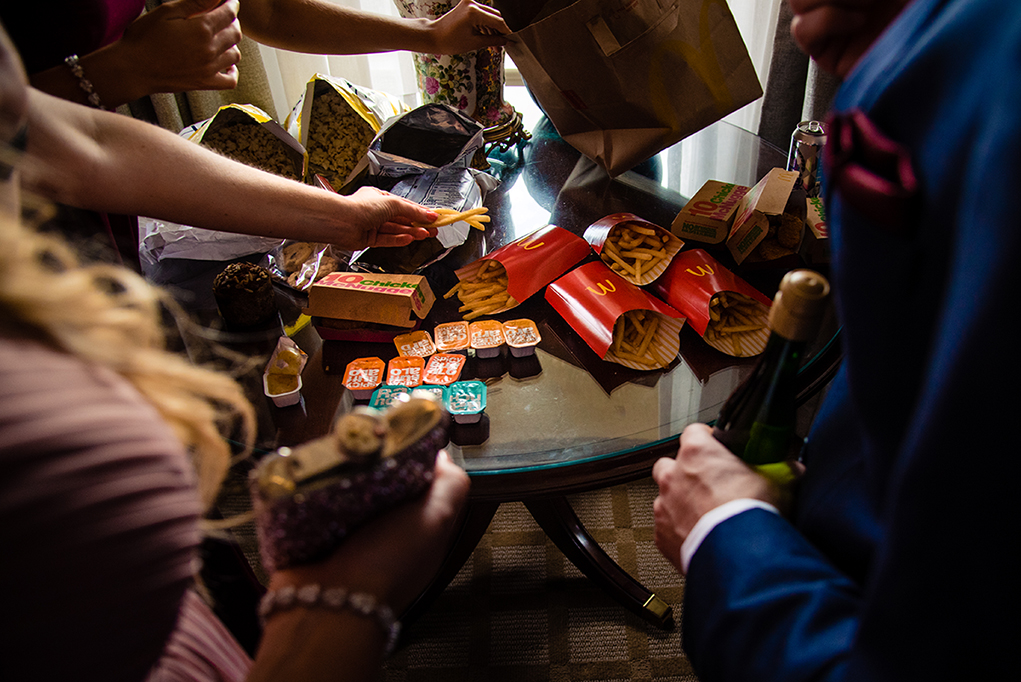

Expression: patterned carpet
xmin=382 ymin=476 xmax=699 ymax=682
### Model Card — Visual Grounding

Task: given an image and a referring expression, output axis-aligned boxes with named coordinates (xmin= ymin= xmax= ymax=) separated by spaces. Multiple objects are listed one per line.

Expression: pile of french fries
xmin=607 ymin=310 xmax=668 ymax=368
xmin=416 ymin=207 xmax=490 ymax=231
xmin=602 ymin=224 xmax=671 ymax=282
xmin=703 ymin=291 xmax=769 ymax=357
xmin=444 ymin=259 xmax=518 ymax=320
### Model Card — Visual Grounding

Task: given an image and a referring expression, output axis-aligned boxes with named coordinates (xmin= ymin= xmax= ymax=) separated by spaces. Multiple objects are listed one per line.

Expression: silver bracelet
xmin=64 ymin=54 xmax=107 ymax=110
xmin=259 ymin=584 xmax=401 ymax=655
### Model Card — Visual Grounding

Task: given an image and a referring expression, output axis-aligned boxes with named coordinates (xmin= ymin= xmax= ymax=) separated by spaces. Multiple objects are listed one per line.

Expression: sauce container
xmin=263 ymin=337 xmax=308 ymax=407
xmin=423 ymin=353 xmax=466 ymax=386
xmin=369 ymin=385 xmax=411 ymax=409
xmin=469 ymin=320 xmax=505 ymax=358
xmin=446 ymin=380 xmax=487 ymax=424
xmin=342 ymin=356 xmax=386 ymax=400
xmin=502 ymin=319 xmax=541 ymax=357
xmin=387 ymin=355 xmax=425 ymax=387
xmin=394 ymin=329 xmax=436 ymax=357
xmin=433 ymin=320 xmax=470 ymax=353
xmin=263 ymin=372 xmax=302 ymax=407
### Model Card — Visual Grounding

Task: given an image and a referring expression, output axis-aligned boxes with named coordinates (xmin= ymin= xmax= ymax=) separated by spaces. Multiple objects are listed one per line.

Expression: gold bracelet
xmin=259 ymin=584 xmax=401 ymax=655
xmin=64 ymin=55 xmax=107 ymax=110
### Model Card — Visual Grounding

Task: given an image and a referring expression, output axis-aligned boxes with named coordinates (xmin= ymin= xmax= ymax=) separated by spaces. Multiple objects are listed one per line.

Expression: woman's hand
xmin=651 ymin=424 xmax=776 ymax=574
xmin=112 ymin=0 xmax=243 ymax=98
xmin=428 ymin=0 xmax=511 ymax=54
xmin=268 ymin=450 xmax=471 ymax=614
xmin=332 ymin=186 xmax=440 ymax=250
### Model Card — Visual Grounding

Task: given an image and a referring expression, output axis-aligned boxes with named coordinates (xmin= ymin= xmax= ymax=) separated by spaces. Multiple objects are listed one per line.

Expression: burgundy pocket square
xmin=824 ymin=109 xmax=919 ymax=232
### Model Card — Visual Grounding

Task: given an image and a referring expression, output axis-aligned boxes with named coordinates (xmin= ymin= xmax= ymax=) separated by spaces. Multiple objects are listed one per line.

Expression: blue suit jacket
xmin=682 ymin=1 xmax=1020 ymax=680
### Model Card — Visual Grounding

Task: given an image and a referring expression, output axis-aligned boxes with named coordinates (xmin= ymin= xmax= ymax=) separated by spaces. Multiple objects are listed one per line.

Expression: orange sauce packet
xmin=387 ymin=355 xmax=425 ymax=387
xmin=394 ymin=330 xmax=436 ymax=357
xmin=423 ymin=353 xmax=466 ymax=386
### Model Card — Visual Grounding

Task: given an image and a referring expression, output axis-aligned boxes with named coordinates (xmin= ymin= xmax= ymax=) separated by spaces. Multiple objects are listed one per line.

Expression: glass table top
xmin=157 ymin=115 xmax=836 ymax=481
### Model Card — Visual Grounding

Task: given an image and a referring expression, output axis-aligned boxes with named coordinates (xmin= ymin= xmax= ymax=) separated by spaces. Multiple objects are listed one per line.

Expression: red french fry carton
xmin=447 ymin=225 xmax=592 ymax=318
xmin=546 ymin=260 xmax=685 ymax=370
xmin=650 ymin=249 xmax=772 ymax=357
xmin=584 ymin=213 xmax=684 ymax=286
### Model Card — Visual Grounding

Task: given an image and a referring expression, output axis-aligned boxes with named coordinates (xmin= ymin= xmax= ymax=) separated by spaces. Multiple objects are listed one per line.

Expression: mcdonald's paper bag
xmin=447 ymin=224 xmax=593 ymax=318
xmin=504 ymin=0 xmax=762 ymax=177
xmin=546 ymin=260 xmax=685 ymax=370
xmin=650 ymin=249 xmax=771 ymax=356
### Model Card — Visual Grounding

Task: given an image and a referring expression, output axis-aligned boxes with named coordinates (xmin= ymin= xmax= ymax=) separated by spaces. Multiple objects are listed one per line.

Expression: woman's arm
xmin=20 ymin=86 xmax=438 ymax=249
xmin=238 ymin=0 xmax=509 ymax=56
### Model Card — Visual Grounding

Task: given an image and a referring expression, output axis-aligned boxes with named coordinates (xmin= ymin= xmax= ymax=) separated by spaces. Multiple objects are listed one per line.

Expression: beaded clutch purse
xmin=251 ymin=392 xmax=450 ymax=571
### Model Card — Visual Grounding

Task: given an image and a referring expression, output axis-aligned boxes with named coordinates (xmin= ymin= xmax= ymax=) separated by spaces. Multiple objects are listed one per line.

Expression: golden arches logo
xmin=586 ymin=281 xmax=617 ymax=296
xmin=522 ymin=239 xmax=545 ymax=250
xmin=649 ymin=0 xmax=736 ymax=129
xmin=685 ymin=265 xmax=715 ymax=277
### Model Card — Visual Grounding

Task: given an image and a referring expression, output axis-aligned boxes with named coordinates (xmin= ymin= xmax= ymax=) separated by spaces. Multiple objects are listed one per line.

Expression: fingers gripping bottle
xmin=712 ymin=269 xmax=831 ymax=481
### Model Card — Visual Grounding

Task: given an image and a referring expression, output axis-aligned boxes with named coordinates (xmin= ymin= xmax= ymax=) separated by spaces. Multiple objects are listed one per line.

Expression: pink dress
xmin=0 ymin=338 xmax=252 ymax=681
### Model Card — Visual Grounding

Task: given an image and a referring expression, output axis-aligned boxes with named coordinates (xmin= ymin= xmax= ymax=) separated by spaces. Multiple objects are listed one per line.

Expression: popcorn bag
xmin=186 ymin=103 xmax=305 ymax=181
xmin=727 ymin=168 xmax=805 ymax=265
xmin=545 ymin=260 xmax=685 ymax=370
xmin=584 ymin=213 xmax=683 ymax=286
xmin=289 ymin=74 xmax=408 ymax=189
xmin=446 ymin=225 xmax=592 ymax=319
xmin=650 ymin=249 xmax=771 ymax=357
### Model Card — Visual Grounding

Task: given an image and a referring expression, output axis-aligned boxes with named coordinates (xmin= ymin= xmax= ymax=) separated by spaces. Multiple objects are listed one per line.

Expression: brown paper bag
xmin=504 ymin=0 xmax=762 ymax=176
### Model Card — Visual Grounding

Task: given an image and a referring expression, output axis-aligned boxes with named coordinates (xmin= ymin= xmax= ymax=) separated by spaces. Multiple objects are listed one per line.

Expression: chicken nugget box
xmin=727 ymin=168 xmax=802 ymax=265
xmin=306 ymin=272 xmax=435 ymax=330
xmin=671 ymin=180 xmax=750 ymax=244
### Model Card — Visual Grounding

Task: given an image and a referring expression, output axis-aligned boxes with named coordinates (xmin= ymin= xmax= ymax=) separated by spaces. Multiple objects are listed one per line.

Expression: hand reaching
xmin=429 ymin=0 xmax=511 ymax=54
xmin=116 ymin=0 xmax=243 ymax=96
xmin=331 ymin=186 xmax=440 ymax=250
xmin=651 ymin=424 xmax=776 ymax=574
xmin=788 ymin=0 xmax=912 ymax=79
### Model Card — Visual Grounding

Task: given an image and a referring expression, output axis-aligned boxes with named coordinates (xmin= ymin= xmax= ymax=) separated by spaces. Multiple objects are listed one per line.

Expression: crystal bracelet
xmin=259 ymin=584 xmax=401 ymax=655
xmin=64 ymin=55 xmax=107 ymax=110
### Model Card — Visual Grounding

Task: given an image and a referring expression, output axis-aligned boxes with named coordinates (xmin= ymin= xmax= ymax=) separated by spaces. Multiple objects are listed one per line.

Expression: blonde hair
xmin=0 ymin=207 xmax=255 ymax=510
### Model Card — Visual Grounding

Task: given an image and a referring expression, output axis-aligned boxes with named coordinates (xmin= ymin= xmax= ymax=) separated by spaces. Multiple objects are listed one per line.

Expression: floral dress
xmin=393 ymin=0 xmax=513 ymax=126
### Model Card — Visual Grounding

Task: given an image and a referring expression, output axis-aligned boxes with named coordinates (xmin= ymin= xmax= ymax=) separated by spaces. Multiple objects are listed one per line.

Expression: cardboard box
xmin=671 ymin=181 xmax=751 ymax=244
xmin=306 ymin=272 xmax=435 ymax=329
xmin=727 ymin=168 xmax=801 ymax=264
xmin=800 ymin=194 xmax=830 ymax=264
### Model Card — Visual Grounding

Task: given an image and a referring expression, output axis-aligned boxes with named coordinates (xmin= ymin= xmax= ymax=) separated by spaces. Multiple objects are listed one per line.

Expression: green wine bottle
xmin=712 ymin=269 xmax=830 ymax=470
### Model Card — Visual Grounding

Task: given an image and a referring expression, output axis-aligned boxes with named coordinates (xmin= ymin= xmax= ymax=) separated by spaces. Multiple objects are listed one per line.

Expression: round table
xmin=159 ymin=118 xmax=840 ymax=630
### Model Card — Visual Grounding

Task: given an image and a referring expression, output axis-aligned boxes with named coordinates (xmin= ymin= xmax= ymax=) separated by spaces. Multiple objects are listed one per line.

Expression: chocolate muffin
xmin=213 ymin=262 xmax=277 ymax=328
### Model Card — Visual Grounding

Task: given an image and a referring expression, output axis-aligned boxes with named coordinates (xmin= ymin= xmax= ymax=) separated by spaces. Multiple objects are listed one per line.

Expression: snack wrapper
xmin=545 ymin=261 xmax=685 ymax=370
xmin=584 ymin=213 xmax=683 ymax=286
xmin=287 ymin=74 xmax=408 ymax=189
xmin=650 ymin=249 xmax=772 ymax=357
xmin=365 ymin=103 xmax=485 ymax=177
xmin=186 ymin=103 xmax=305 ymax=180
xmin=449 ymin=225 xmax=592 ymax=318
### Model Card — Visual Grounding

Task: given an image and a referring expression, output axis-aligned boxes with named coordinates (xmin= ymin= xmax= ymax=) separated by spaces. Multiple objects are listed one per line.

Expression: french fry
xmin=601 ymin=223 xmax=671 ymax=283
xmin=445 ymin=259 xmax=519 ymax=320
xmin=606 ymin=310 xmax=665 ymax=368
xmin=415 ymin=207 xmax=490 ymax=231
xmin=704 ymin=291 xmax=769 ymax=357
